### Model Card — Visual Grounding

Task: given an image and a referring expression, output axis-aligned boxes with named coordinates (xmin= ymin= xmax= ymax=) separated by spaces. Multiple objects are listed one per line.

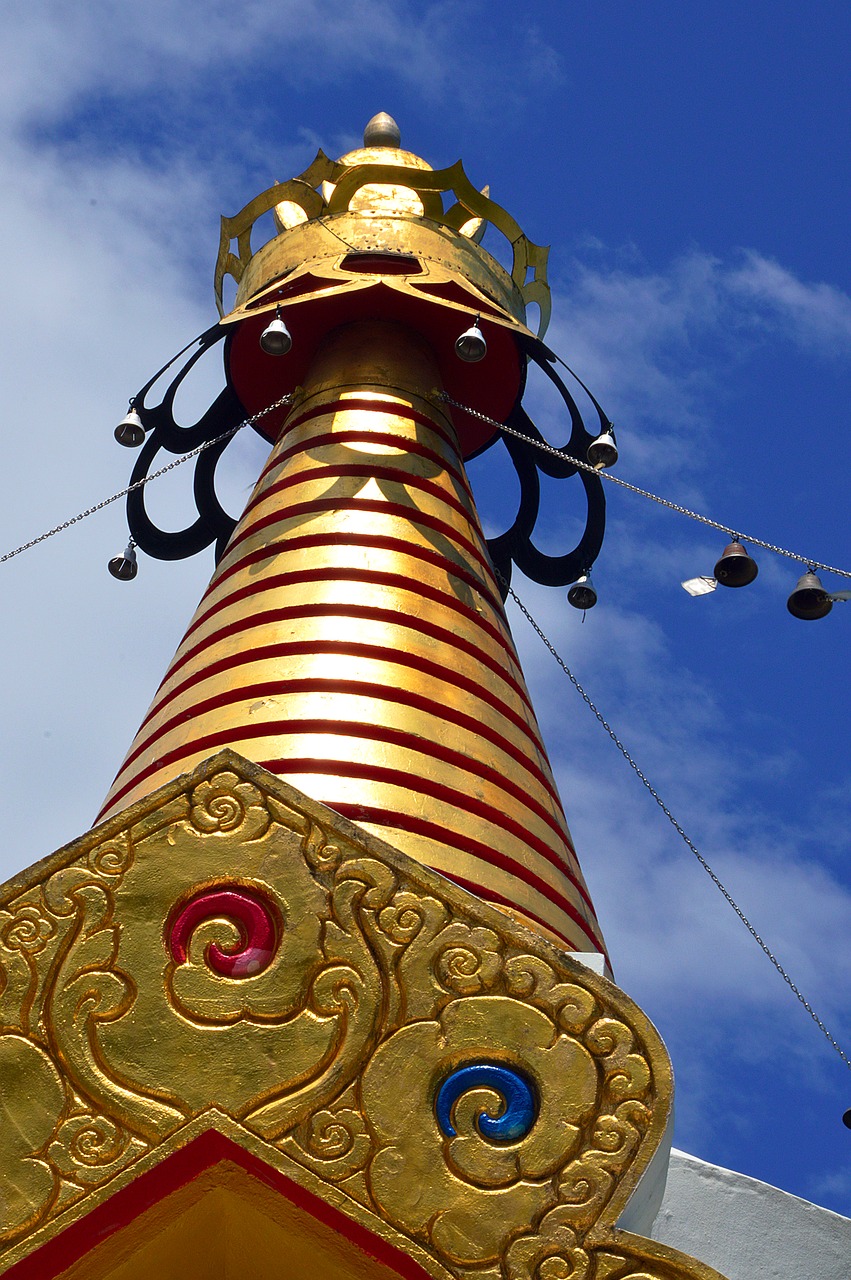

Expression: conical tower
xmin=98 ymin=115 xmax=608 ymax=960
xmin=0 ymin=113 xmax=733 ymax=1280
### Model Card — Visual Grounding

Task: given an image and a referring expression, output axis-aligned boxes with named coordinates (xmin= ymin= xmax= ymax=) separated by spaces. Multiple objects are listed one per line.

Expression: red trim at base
xmin=4 ymin=1129 xmax=438 ymax=1280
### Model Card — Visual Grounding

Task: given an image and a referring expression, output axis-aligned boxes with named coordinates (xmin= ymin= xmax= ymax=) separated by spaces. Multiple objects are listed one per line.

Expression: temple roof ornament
xmin=0 ymin=755 xmax=722 ymax=1280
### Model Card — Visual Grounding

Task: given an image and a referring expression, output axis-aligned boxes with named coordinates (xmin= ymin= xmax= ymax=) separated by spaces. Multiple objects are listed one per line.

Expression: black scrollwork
xmin=120 ymin=325 xmax=606 ymax=588
xmin=483 ymin=342 xmax=607 ymax=598
xmin=125 ymin=324 xmax=246 ymax=562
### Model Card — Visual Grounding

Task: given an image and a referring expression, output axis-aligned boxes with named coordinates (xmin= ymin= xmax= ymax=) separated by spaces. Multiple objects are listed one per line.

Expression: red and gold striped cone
xmin=99 ymin=320 xmax=607 ymax=958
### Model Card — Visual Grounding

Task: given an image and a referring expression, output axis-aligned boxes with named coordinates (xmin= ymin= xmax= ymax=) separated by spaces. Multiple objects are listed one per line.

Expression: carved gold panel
xmin=0 ymin=751 xmax=725 ymax=1280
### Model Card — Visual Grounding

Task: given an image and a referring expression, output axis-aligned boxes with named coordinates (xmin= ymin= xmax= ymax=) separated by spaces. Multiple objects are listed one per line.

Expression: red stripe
xmin=260 ymin=755 xmax=592 ymax=913
xmin=137 ymin=602 xmax=534 ymax=747
xmin=207 ymin=528 xmax=499 ymax=611
xmin=122 ymin=645 xmax=552 ymax=790
xmin=254 ymin=427 xmax=473 ymax=503
xmin=219 ymin=495 xmax=496 ymax=584
xmin=239 ymin=461 xmax=475 ymax=536
xmin=149 ymin=588 xmax=529 ymax=729
xmin=112 ymin=677 xmax=567 ymax=841
xmin=182 ymin=563 xmax=506 ymax=670
xmin=327 ymin=801 xmax=605 ymax=954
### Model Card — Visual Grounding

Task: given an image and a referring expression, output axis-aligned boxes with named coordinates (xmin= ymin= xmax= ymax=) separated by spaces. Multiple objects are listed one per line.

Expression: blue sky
xmin=1 ymin=0 xmax=850 ymax=1217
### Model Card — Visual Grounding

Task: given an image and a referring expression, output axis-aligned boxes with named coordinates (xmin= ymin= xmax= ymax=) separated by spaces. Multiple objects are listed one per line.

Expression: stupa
xmin=1 ymin=113 xmax=848 ymax=1280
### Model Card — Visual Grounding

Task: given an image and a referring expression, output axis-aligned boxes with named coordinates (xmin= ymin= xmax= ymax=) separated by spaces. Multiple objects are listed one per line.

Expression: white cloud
xmin=727 ymin=250 xmax=851 ymax=354
xmin=546 ymin=247 xmax=851 ymax=485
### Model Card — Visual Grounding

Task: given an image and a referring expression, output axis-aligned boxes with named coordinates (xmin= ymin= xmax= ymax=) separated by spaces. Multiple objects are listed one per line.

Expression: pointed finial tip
xmin=363 ymin=112 xmax=401 ymax=148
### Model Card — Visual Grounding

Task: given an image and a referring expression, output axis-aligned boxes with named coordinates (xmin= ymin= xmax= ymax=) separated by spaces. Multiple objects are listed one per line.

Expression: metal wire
xmin=440 ymin=392 xmax=851 ymax=582
xmin=501 ymin=574 xmax=851 ymax=1072
xmin=0 ymin=394 xmax=294 ymax=566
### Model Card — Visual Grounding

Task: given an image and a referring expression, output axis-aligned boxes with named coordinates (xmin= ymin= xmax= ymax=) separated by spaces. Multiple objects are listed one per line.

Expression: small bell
xmin=114 ymin=405 xmax=145 ymax=448
xmin=787 ymin=569 xmax=832 ymax=620
xmin=587 ymin=427 xmax=618 ymax=470
xmin=108 ymin=539 xmax=138 ymax=581
xmin=568 ymin=573 xmax=597 ymax=611
xmin=259 ymin=308 xmax=293 ymax=356
xmin=713 ymin=540 xmax=758 ymax=588
xmin=455 ymin=317 xmax=487 ymax=363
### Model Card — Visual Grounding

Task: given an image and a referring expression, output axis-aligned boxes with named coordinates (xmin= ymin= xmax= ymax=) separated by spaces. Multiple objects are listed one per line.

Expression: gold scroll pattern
xmin=0 ymin=753 xmax=725 ymax=1280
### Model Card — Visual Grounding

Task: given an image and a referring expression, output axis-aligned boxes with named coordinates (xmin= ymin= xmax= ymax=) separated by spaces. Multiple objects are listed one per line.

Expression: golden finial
xmin=363 ymin=111 xmax=401 ymax=147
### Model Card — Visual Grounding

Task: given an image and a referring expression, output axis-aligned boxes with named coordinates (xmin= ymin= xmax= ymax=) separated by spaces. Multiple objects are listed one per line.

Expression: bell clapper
xmin=455 ymin=316 xmax=487 ymax=363
xmin=114 ymin=402 xmax=145 ymax=448
xmin=259 ymin=307 xmax=293 ymax=356
xmin=108 ymin=537 xmax=138 ymax=581
xmin=567 ymin=571 xmax=597 ymax=612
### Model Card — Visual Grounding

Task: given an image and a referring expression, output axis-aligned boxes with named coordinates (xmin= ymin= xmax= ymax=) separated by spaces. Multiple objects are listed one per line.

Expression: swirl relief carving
xmin=0 ymin=751 xmax=725 ymax=1280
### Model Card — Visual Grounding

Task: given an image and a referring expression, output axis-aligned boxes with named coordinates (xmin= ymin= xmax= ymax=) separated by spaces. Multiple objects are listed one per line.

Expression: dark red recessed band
xmin=255 ymin=754 xmax=593 ymax=914
xmin=179 ymin=565 xmax=514 ymax=688
xmin=448 ymin=872 xmax=609 ymax=965
xmin=220 ymin=495 xmax=496 ymax=585
xmin=102 ymin=724 xmax=591 ymax=914
xmin=277 ymin=394 xmax=461 ymax=459
xmin=112 ymin=681 xmax=570 ymax=848
xmin=149 ymin=588 xmax=531 ymax=732
xmin=199 ymin=527 xmax=505 ymax=627
xmin=101 ymin=716 xmax=578 ymax=896
xmin=253 ymin=425 xmax=473 ymax=504
xmin=121 ymin=638 xmax=550 ymax=784
xmin=150 ymin=586 xmax=527 ymax=727
xmin=240 ymin=461 xmax=476 ymax=536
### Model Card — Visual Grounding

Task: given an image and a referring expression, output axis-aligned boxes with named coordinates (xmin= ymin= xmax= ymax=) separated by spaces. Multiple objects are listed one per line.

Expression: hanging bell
xmin=567 ymin=573 xmax=597 ymax=611
xmin=114 ymin=405 xmax=145 ymax=447
xmin=455 ymin=316 xmax=487 ymax=363
xmin=787 ymin=569 xmax=832 ymax=620
xmin=108 ymin=540 xmax=138 ymax=581
xmin=587 ymin=427 xmax=618 ymax=470
xmin=259 ymin=308 xmax=293 ymax=356
xmin=713 ymin=540 xmax=758 ymax=588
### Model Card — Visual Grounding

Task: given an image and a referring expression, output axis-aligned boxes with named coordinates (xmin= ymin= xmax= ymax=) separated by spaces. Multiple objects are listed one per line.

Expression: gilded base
xmin=0 ymin=751 xmax=724 ymax=1280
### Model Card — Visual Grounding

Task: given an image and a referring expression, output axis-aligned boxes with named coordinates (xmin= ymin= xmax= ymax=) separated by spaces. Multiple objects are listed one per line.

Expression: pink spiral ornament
xmin=169 ymin=886 xmax=278 ymax=977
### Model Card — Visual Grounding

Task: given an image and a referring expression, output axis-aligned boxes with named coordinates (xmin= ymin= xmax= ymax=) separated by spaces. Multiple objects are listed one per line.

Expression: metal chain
xmin=439 ymin=392 xmax=851 ymax=581
xmin=501 ymin=574 xmax=851 ymax=1071
xmin=0 ymin=394 xmax=294 ymax=566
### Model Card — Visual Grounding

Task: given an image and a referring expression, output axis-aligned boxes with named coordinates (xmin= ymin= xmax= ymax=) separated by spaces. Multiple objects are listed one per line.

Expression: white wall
xmin=650 ymin=1148 xmax=851 ymax=1280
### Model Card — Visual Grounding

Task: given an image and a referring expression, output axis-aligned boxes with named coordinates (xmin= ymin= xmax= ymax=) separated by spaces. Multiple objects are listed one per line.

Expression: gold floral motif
xmin=361 ymin=995 xmax=599 ymax=1266
xmin=189 ymin=771 xmax=271 ymax=840
xmin=0 ymin=753 xmax=724 ymax=1280
xmin=86 ymin=831 xmax=133 ymax=879
xmin=280 ymin=1103 xmax=372 ymax=1182
xmin=0 ymin=903 xmax=54 ymax=955
xmin=47 ymin=1113 xmax=147 ymax=1187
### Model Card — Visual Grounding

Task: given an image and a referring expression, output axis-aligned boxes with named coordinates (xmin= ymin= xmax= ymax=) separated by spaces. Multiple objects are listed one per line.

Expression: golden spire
xmin=98 ymin=118 xmax=607 ymax=959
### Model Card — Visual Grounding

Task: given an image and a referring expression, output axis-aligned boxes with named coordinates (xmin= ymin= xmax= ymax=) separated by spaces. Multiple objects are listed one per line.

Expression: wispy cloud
xmin=726 ymin=250 xmax=851 ymax=355
xmin=546 ymin=246 xmax=851 ymax=481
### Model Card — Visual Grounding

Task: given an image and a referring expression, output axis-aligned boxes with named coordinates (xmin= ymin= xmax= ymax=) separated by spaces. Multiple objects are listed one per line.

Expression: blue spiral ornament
xmin=435 ymin=1063 xmax=537 ymax=1142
